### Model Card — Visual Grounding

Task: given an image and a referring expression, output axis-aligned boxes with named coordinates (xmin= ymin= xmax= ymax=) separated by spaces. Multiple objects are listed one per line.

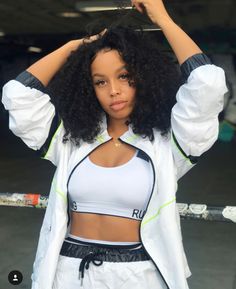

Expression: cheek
xmin=93 ymin=87 xmax=102 ymax=100
xmin=94 ymin=90 xmax=107 ymax=108
xmin=128 ymin=87 xmax=136 ymax=101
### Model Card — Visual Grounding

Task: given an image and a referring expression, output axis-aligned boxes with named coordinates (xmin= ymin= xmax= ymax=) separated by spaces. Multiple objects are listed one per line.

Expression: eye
xmin=94 ymin=80 xmax=106 ymax=86
xmin=119 ymin=73 xmax=130 ymax=80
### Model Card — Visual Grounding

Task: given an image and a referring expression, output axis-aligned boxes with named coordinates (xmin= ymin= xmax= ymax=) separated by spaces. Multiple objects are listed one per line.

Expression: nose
xmin=110 ymin=80 xmax=121 ymax=96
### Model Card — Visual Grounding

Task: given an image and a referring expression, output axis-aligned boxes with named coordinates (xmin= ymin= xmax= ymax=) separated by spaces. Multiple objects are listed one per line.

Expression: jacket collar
xmin=96 ymin=113 xmax=154 ymax=159
xmin=97 ymin=112 xmax=138 ymax=143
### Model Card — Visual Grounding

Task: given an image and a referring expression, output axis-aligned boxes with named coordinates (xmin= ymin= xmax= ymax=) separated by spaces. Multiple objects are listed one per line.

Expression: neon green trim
xmin=141 ymin=197 xmax=176 ymax=227
xmin=95 ymin=135 xmax=105 ymax=143
xmin=55 ymin=188 xmax=67 ymax=202
xmin=125 ymin=134 xmax=139 ymax=142
xmin=171 ymin=133 xmax=192 ymax=165
xmin=52 ymin=180 xmax=67 ymax=202
xmin=43 ymin=121 xmax=62 ymax=160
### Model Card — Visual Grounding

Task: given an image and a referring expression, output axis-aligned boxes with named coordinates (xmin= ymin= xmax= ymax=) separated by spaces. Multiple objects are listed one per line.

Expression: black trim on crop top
xmin=136 ymin=150 xmax=150 ymax=162
xmin=67 ymin=148 xmax=153 ymax=221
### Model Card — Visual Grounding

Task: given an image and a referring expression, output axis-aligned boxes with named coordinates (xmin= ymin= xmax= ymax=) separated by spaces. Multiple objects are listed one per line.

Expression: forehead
xmin=91 ymin=49 xmax=126 ymax=74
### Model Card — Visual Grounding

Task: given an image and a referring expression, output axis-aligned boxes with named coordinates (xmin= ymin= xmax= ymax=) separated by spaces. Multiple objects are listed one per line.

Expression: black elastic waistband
xmin=60 ymin=238 xmax=150 ymax=262
xmin=65 ymin=236 xmax=142 ymax=249
xmin=60 ymin=237 xmax=151 ymax=286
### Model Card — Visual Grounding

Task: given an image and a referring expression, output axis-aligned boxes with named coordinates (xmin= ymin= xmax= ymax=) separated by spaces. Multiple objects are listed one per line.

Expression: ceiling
xmin=0 ymin=0 xmax=235 ymax=53
xmin=0 ymin=0 xmax=235 ymax=34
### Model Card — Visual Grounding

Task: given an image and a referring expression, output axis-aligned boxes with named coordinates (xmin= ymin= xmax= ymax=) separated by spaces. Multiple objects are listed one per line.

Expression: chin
xmin=110 ymin=111 xmax=131 ymax=118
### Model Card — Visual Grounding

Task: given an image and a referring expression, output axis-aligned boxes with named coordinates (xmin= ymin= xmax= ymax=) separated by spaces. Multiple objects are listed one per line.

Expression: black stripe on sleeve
xmin=180 ymin=53 xmax=212 ymax=81
xmin=16 ymin=71 xmax=46 ymax=93
xmin=16 ymin=71 xmax=60 ymax=157
xmin=172 ymin=132 xmax=198 ymax=164
xmin=16 ymin=71 xmax=61 ymax=157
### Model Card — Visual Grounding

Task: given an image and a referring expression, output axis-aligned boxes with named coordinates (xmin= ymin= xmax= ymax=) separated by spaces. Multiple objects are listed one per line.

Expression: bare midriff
xmin=70 ymin=212 xmax=141 ymax=242
xmin=69 ymin=138 xmax=142 ymax=242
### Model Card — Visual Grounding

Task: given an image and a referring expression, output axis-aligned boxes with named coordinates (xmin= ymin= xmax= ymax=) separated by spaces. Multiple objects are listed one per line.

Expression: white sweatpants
xmin=53 ymin=255 xmax=167 ymax=289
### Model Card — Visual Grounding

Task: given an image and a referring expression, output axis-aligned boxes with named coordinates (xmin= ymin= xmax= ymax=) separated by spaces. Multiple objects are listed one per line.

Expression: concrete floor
xmin=0 ymin=126 xmax=236 ymax=289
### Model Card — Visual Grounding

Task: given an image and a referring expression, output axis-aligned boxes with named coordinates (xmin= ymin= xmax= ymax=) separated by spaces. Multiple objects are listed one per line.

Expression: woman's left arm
xmin=131 ymin=0 xmax=202 ymax=65
xmin=132 ymin=0 xmax=228 ymax=179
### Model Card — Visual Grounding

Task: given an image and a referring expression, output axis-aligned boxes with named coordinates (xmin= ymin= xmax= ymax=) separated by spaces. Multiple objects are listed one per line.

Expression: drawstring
xmin=78 ymin=251 xmax=106 ymax=286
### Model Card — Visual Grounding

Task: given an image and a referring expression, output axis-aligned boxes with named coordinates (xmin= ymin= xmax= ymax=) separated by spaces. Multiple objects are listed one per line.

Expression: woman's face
xmin=91 ymin=49 xmax=136 ymax=122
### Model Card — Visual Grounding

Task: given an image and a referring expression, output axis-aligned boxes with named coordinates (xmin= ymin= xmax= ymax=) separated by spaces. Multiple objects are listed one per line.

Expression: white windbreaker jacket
xmin=2 ymin=54 xmax=227 ymax=289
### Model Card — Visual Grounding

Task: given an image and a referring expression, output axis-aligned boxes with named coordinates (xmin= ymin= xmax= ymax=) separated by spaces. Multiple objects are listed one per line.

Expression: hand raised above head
xmin=131 ymin=0 xmax=172 ymax=27
xmin=131 ymin=0 xmax=202 ymax=65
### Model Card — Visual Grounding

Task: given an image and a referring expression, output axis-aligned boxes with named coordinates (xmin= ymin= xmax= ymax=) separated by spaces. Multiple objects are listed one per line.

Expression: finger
xmin=84 ymin=29 xmax=107 ymax=44
xmin=131 ymin=0 xmax=145 ymax=13
xmin=89 ymin=35 xmax=98 ymax=41
xmin=92 ymin=28 xmax=107 ymax=40
xmin=83 ymin=35 xmax=97 ymax=44
xmin=99 ymin=28 xmax=107 ymax=36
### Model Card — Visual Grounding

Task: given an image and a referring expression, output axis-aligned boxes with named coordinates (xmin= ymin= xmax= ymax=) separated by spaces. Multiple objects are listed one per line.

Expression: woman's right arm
xmin=2 ymin=32 xmax=104 ymax=165
xmin=27 ymin=30 xmax=105 ymax=86
xmin=1 ymin=39 xmax=83 ymax=165
xmin=27 ymin=39 xmax=83 ymax=86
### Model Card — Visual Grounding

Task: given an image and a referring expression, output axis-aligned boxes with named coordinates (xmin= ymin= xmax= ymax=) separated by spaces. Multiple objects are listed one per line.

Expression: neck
xmin=107 ymin=117 xmax=129 ymax=139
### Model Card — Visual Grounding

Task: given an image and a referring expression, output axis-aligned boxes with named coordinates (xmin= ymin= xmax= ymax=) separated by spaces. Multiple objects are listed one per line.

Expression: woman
xmin=2 ymin=0 xmax=227 ymax=289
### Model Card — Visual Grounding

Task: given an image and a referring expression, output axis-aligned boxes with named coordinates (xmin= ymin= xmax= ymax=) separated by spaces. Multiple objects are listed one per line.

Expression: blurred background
xmin=0 ymin=0 xmax=236 ymax=288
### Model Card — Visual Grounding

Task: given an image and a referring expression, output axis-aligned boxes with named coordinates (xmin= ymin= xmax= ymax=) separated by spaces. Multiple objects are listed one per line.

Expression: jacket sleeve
xmin=171 ymin=53 xmax=228 ymax=179
xmin=1 ymin=71 xmax=61 ymax=163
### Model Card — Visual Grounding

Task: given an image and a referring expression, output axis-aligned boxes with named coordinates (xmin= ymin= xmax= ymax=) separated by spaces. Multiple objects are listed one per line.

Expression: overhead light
xmin=0 ymin=31 xmax=5 ymax=37
xmin=28 ymin=46 xmax=42 ymax=53
xmin=58 ymin=11 xmax=81 ymax=18
xmin=75 ymin=1 xmax=132 ymax=12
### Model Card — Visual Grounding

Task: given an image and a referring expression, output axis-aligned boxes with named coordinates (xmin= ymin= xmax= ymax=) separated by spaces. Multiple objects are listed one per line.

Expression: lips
xmin=110 ymin=100 xmax=127 ymax=111
xmin=110 ymin=100 xmax=127 ymax=106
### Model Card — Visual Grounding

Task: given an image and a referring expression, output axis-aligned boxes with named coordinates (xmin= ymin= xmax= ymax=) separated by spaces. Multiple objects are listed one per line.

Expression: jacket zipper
xmin=118 ymin=137 xmax=171 ymax=289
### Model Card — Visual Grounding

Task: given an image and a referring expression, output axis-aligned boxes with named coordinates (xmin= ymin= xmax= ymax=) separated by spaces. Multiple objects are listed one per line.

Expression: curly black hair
xmin=48 ymin=26 xmax=181 ymax=145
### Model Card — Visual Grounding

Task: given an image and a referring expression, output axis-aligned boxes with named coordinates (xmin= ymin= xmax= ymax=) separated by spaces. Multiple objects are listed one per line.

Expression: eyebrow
xmin=92 ymin=66 xmax=127 ymax=78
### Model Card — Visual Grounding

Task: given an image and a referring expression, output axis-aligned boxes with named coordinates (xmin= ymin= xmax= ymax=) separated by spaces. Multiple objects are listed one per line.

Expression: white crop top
xmin=68 ymin=149 xmax=154 ymax=220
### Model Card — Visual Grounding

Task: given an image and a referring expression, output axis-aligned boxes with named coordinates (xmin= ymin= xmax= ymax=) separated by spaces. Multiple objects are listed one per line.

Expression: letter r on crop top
xmin=68 ymin=149 xmax=154 ymax=220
